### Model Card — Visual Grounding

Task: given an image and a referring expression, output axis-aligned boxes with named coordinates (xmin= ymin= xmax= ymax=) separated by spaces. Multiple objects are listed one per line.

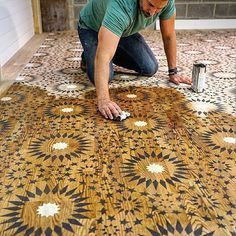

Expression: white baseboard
xmin=156 ymin=19 xmax=236 ymax=30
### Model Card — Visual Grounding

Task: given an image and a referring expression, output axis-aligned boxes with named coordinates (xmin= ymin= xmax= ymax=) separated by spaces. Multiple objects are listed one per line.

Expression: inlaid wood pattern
xmin=0 ymin=30 xmax=235 ymax=235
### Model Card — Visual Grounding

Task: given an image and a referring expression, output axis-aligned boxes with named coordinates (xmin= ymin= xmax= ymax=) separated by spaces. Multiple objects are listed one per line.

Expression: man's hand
xmin=98 ymin=99 xmax=122 ymax=119
xmin=169 ymin=74 xmax=192 ymax=85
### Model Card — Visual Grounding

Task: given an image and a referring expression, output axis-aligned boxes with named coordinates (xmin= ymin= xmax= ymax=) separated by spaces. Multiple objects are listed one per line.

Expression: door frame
xmin=31 ymin=0 xmax=42 ymax=34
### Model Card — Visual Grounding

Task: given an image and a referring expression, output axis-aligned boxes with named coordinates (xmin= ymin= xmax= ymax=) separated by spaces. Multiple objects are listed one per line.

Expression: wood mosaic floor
xmin=0 ymin=30 xmax=235 ymax=235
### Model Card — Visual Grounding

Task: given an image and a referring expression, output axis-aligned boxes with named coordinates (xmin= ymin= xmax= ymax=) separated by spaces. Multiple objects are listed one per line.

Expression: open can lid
xmin=194 ymin=63 xmax=206 ymax=68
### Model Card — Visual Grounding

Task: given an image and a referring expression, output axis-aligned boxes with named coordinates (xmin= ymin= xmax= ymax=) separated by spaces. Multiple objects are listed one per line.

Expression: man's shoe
xmin=80 ymin=60 xmax=87 ymax=72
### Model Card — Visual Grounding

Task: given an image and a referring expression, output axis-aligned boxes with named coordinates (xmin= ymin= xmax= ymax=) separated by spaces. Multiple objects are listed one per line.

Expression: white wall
xmin=0 ymin=0 xmax=34 ymax=66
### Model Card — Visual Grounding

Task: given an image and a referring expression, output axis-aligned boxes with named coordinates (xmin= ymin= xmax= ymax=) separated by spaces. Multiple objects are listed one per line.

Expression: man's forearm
xmin=94 ymin=52 xmax=111 ymax=101
xmin=162 ymin=33 xmax=177 ymax=69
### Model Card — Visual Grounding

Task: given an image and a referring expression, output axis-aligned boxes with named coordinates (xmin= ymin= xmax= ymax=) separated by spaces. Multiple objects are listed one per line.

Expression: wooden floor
xmin=0 ymin=34 xmax=47 ymax=95
xmin=0 ymin=30 xmax=235 ymax=235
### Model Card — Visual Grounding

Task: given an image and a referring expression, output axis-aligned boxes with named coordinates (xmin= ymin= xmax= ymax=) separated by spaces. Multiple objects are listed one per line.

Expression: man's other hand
xmin=98 ymin=99 xmax=122 ymax=119
xmin=169 ymin=74 xmax=192 ymax=85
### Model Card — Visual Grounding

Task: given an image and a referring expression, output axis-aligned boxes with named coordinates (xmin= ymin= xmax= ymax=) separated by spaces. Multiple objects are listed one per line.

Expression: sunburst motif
xmin=53 ymin=82 xmax=88 ymax=95
xmin=15 ymin=74 xmax=41 ymax=83
xmin=44 ymin=100 xmax=91 ymax=120
xmin=1 ymin=184 xmax=91 ymax=235
xmin=201 ymin=127 xmax=236 ymax=154
xmin=118 ymin=75 xmax=139 ymax=82
xmin=116 ymin=115 xmax=166 ymax=137
xmin=182 ymin=98 xmax=225 ymax=116
xmin=122 ymin=151 xmax=189 ymax=190
xmin=0 ymin=93 xmax=25 ymax=104
xmin=28 ymin=133 xmax=91 ymax=162
xmin=113 ymin=87 xmax=153 ymax=102
xmin=212 ymin=71 xmax=236 ymax=79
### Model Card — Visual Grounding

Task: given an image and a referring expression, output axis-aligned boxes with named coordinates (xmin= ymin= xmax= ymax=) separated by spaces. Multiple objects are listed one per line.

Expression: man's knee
xmin=142 ymin=60 xmax=158 ymax=77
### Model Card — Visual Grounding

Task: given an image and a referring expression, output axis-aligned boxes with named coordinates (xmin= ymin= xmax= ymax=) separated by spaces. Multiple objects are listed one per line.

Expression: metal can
xmin=191 ymin=63 xmax=207 ymax=93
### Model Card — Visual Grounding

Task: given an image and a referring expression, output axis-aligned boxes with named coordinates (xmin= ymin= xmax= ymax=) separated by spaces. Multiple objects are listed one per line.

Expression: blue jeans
xmin=78 ymin=26 xmax=158 ymax=84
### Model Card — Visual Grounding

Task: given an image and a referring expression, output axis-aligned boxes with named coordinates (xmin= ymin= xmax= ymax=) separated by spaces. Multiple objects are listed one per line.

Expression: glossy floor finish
xmin=0 ymin=30 xmax=235 ymax=235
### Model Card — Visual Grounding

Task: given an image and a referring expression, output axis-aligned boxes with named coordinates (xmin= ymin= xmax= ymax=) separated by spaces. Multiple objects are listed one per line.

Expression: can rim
xmin=193 ymin=63 xmax=206 ymax=68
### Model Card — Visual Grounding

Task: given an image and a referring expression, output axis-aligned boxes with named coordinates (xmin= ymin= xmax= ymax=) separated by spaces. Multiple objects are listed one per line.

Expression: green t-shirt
xmin=79 ymin=0 xmax=176 ymax=37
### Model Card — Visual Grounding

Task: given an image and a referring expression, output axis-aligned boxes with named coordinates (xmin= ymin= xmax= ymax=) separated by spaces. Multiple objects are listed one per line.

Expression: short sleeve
xmin=102 ymin=2 xmax=131 ymax=37
xmin=159 ymin=0 xmax=176 ymax=20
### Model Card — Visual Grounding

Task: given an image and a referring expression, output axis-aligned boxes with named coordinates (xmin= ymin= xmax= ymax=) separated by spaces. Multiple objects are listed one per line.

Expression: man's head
xmin=139 ymin=0 xmax=168 ymax=18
